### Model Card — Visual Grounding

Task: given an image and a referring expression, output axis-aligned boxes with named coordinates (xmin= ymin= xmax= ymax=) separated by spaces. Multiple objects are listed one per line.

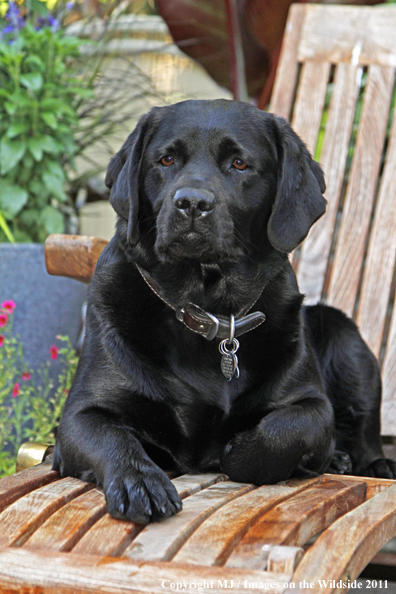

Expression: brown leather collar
xmin=136 ymin=265 xmax=266 ymax=341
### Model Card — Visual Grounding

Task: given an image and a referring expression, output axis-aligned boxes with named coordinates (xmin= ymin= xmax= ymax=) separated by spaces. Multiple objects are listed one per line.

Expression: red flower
xmin=12 ymin=383 xmax=20 ymax=398
xmin=0 ymin=313 xmax=7 ymax=327
xmin=1 ymin=300 xmax=16 ymax=313
xmin=0 ymin=335 xmax=4 ymax=347
xmin=22 ymin=372 xmax=31 ymax=380
xmin=50 ymin=345 xmax=59 ymax=360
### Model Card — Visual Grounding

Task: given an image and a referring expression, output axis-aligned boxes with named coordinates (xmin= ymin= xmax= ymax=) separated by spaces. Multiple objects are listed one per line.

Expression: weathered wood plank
xmin=381 ymin=306 xmax=396 ymax=436
xmin=0 ymin=548 xmax=290 ymax=594
xmin=326 ymin=65 xmax=394 ymax=316
xmin=291 ymin=483 xmax=396 ymax=592
xmin=321 ymin=473 xmax=394 ymax=499
xmin=297 ymin=63 xmax=360 ymax=303
xmin=0 ymin=478 xmax=92 ymax=548
xmin=122 ymin=481 xmax=254 ymax=562
xmin=72 ymin=473 xmax=227 ymax=557
xmin=298 ymin=5 xmax=396 ymax=67
xmin=23 ymin=488 xmax=106 ymax=552
xmin=0 ymin=462 xmax=58 ymax=514
xmin=225 ymin=480 xmax=365 ymax=571
xmin=355 ymin=96 xmax=396 ymax=357
xmin=291 ymin=61 xmax=331 ymax=155
xmin=269 ymin=3 xmax=306 ymax=119
xmin=45 ymin=234 xmax=108 ymax=283
xmin=173 ymin=477 xmax=320 ymax=567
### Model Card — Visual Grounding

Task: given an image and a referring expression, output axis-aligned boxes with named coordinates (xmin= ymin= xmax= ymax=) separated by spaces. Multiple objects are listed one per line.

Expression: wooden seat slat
xmin=121 ymin=481 xmax=254 ymax=562
xmin=173 ymin=477 xmax=320 ymax=567
xmin=326 ymin=65 xmax=395 ymax=317
xmin=291 ymin=482 xmax=396 ymax=590
xmin=290 ymin=60 xmax=331 ymax=155
xmin=225 ymin=480 xmax=366 ymax=571
xmin=0 ymin=478 xmax=92 ymax=548
xmin=71 ymin=473 xmax=228 ymax=558
xmin=23 ymin=488 xmax=106 ymax=552
xmin=0 ymin=547 xmax=291 ymax=594
xmin=296 ymin=63 xmax=360 ymax=303
xmin=0 ymin=461 xmax=58 ymax=514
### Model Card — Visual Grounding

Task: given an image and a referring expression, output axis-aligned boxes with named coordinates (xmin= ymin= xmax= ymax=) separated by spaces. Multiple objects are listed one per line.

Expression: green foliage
xmin=0 ymin=301 xmax=78 ymax=476
xmin=0 ymin=2 xmax=93 ymax=242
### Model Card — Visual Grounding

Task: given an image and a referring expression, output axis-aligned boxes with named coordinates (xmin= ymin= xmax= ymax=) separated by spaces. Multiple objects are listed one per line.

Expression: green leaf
xmin=0 ymin=137 xmax=26 ymax=174
xmin=42 ymin=172 xmax=66 ymax=201
xmin=40 ymin=206 xmax=65 ymax=234
xmin=20 ymin=72 xmax=43 ymax=92
xmin=39 ymin=135 xmax=61 ymax=154
xmin=27 ymin=138 xmax=43 ymax=161
xmin=39 ymin=99 xmax=76 ymax=117
xmin=41 ymin=112 xmax=58 ymax=129
xmin=0 ymin=180 xmax=28 ymax=216
xmin=6 ymin=122 xmax=30 ymax=139
xmin=45 ymin=160 xmax=64 ymax=179
xmin=24 ymin=55 xmax=45 ymax=72
xmin=30 ymin=0 xmax=49 ymax=18
xmin=0 ymin=211 xmax=15 ymax=243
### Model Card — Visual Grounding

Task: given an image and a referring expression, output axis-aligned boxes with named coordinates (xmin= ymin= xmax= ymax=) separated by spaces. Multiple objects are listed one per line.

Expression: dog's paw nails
xmin=327 ymin=450 xmax=353 ymax=475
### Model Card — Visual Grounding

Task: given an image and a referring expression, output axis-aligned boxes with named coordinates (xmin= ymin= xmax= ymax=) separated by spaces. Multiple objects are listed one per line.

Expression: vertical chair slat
xmin=326 ymin=65 xmax=395 ymax=317
xmin=355 ymin=93 xmax=396 ymax=357
xmin=290 ymin=61 xmax=331 ymax=155
xmin=381 ymin=310 xmax=396 ymax=435
xmin=269 ymin=4 xmax=306 ymax=120
xmin=297 ymin=63 xmax=360 ymax=303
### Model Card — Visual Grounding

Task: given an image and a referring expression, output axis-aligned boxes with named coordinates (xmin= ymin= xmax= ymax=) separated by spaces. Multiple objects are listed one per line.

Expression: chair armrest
xmin=44 ymin=234 xmax=108 ymax=284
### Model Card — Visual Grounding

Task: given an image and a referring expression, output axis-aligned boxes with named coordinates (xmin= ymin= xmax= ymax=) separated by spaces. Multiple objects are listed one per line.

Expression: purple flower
xmin=66 ymin=1 xmax=75 ymax=9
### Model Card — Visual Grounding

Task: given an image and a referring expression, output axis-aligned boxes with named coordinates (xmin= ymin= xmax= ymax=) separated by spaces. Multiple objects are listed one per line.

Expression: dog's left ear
xmin=267 ymin=116 xmax=326 ymax=253
xmin=105 ymin=113 xmax=150 ymax=246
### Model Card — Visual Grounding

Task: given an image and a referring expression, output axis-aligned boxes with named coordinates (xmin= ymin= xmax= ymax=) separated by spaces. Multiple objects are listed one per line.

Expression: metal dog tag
xmin=219 ymin=338 xmax=240 ymax=381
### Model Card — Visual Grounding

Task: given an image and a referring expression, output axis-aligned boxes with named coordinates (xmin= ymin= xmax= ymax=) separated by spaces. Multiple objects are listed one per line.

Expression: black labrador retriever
xmin=54 ymin=99 xmax=396 ymax=523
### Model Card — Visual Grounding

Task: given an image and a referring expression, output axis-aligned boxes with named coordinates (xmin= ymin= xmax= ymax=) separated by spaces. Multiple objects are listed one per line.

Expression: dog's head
xmin=105 ymin=100 xmax=326 ymax=261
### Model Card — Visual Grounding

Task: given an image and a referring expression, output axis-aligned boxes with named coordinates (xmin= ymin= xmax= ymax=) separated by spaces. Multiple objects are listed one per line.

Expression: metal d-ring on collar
xmin=136 ymin=264 xmax=266 ymax=342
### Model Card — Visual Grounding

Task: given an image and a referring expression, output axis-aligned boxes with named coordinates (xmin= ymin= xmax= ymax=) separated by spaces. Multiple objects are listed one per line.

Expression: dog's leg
xmin=54 ymin=407 xmax=182 ymax=523
xmin=220 ymin=394 xmax=334 ymax=484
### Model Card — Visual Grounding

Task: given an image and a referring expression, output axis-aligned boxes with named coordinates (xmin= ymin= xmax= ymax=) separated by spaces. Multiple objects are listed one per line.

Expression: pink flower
xmin=12 ymin=383 xmax=20 ymax=398
xmin=1 ymin=300 xmax=16 ymax=313
xmin=50 ymin=345 xmax=59 ymax=360
xmin=22 ymin=372 xmax=31 ymax=380
xmin=0 ymin=335 xmax=4 ymax=347
xmin=0 ymin=313 xmax=8 ymax=327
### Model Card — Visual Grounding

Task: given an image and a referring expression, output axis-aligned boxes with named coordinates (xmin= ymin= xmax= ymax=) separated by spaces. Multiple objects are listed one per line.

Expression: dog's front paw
xmin=104 ymin=465 xmax=182 ymax=523
xmin=326 ymin=450 xmax=353 ymax=475
xmin=364 ymin=458 xmax=396 ymax=479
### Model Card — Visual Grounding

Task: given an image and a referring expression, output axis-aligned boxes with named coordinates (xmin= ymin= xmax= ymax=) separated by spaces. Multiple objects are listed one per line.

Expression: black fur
xmin=54 ymin=99 xmax=395 ymax=524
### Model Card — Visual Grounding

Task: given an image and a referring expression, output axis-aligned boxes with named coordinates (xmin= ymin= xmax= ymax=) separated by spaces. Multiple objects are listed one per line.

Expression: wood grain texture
xmin=0 ymin=547 xmax=291 ymax=594
xmin=23 ymin=488 xmax=106 ymax=552
xmin=381 ymin=307 xmax=396 ymax=436
xmin=326 ymin=65 xmax=394 ymax=317
xmin=297 ymin=63 xmax=360 ymax=303
xmin=269 ymin=3 xmax=305 ymax=119
xmin=291 ymin=61 xmax=331 ymax=155
xmin=0 ymin=461 xmax=58 ymax=514
xmin=291 ymin=483 xmax=396 ymax=592
xmin=225 ymin=480 xmax=365 ymax=571
xmin=0 ymin=478 xmax=92 ymax=548
xmin=45 ymin=234 xmax=108 ymax=283
xmin=122 ymin=481 xmax=254 ymax=562
xmin=173 ymin=477 xmax=320 ymax=567
xmin=355 ymin=97 xmax=396 ymax=357
xmin=298 ymin=5 xmax=396 ymax=67
xmin=72 ymin=473 xmax=227 ymax=558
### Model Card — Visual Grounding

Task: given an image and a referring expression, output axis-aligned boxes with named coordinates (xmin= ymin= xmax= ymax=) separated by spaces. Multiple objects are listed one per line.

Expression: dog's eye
xmin=232 ymin=159 xmax=247 ymax=171
xmin=161 ymin=155 xmax=174 ymax=167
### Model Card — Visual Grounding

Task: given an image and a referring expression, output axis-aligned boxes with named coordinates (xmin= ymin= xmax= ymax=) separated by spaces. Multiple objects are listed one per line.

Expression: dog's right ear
xmin=105 ymin=113 xmax=150 ymax=246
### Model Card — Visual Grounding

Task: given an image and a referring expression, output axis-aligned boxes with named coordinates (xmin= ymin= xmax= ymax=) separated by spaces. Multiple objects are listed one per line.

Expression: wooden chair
xmin=1 ymin=4 xmax=396 ymax=592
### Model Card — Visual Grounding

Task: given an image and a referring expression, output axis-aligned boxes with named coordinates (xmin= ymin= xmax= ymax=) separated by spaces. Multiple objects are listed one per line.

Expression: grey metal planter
xmin=0 ymin=243 xmax=86 ymax=372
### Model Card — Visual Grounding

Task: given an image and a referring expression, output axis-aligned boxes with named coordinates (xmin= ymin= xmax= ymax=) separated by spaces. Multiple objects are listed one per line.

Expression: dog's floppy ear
xmin=267 ymin=116 xmax=326 ymax=253
xmin=105 ymin=113 xmax=150 ymax=246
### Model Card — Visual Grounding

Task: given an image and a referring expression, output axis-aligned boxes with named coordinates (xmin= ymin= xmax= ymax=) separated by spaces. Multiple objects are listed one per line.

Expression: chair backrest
xmin=269 ymin=3 xmax=396 ymax=436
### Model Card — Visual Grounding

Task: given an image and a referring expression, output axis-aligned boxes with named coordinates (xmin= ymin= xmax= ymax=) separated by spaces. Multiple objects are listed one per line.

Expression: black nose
xmin=173 ymin=188 xmax=215 ymax=216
